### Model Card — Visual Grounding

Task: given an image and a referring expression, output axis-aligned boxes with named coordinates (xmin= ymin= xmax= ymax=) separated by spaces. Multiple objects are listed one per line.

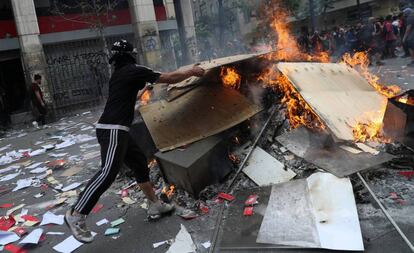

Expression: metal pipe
xmin=357 ymin=172 xmax=414 ymax=252
xmin=226 ymin=106 xmax=278 ymax=192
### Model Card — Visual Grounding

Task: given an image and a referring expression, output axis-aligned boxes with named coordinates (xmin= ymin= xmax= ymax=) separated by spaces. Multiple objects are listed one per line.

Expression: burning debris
xmin=220 ymin=67 xmax=242 ymax=89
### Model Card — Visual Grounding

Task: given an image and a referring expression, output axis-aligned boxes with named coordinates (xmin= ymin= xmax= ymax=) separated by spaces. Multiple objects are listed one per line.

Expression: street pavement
xmin=0 ymin=57 xmax=413 ymax=253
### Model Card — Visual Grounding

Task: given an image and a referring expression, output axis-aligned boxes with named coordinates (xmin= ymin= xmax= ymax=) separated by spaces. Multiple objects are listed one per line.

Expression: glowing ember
xmin=140 ymin=90 xmax=151 ymax=105
xmin=147 ymin=159 xmax=157 ymax=169
xmin=162 ymin=185 xmax=175 ymax=198
xmin=228 ymin=153 xmax=240 ymax=164
xmin=340 ymin=52 xmax=400 ymax=98
xmin=220 ymin=67 xmax=241 ymax=89
xmin=397 ymin=94 xmax=414 ymax=105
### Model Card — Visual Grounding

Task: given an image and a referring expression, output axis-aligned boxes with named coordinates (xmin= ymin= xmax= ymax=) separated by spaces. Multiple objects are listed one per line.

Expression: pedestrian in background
xmin=384 ymin=15 xmax=397 ymax=58
xmin=31 ymin=74 xmax=47 ymax=126
xmin=402 ymin=8 xmax=414 ymax=67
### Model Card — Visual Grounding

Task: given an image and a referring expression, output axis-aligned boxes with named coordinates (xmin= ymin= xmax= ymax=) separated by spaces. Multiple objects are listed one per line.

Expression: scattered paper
xmin=55 ymin=140 xmax=76 ymax=150
xmin=166 ymin=224 xmax=196 ymax=253
xmin=13 ymin=178 xmax=33 ymax=192
xmin=122 ymin=197 xmax=136 ymax=205
xmin=105 ymin=228 xmax=120 ymax=236
xmin=96 ymin=219 xmax=109 ymax=226
xmin=19 ymin=228 xmax=43 ymax=244
xmin=53 ymin=235 xmax=83 ymax=253
xmin=0 ymin=165 xmax=20 ymax=175
xmin=153 ymin=240 xmax=171 ymax=248
xmin=41 ymin=144 xmax=55 ymax=150
xmin=6 ymin=204 xmax=25 ymax=216
xmin=27 ymin=162 xmax=43 ymax=169
xmin=40 ymin=211 xmax=64 ymax=226
xmin=46 ymin=232 xmax=64 ymax=235
xmin=61 ymin=182 xmax=82 ymax=192
xmin=110 ymin=218 xmax=125 ymax=227
xmin=202 ymin=241 xmax=211 ymax=249
xmin=49 ymin=153 xmax=68 ymax=158
xmin=30 ymin=167 xmax=48 ymax=174
xmin=61 ymin=166 xmax=83 ymax=177
xmin=29 ymin=149 xmax=46 ymax=157
xmin=0 ymin=172 xmax=20 ymax=182
xmin=80 ymin=126 xmax=94 ymax=131
xmin=0 ymin=144 xmax=11 ymax=152
xmin=0 ymin=231 xmax=20 ymax=246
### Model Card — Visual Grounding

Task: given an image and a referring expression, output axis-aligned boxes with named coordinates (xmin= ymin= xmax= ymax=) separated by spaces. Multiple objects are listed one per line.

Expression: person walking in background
xmin=384 ymin=15 xmax=397 ymax=58
xmin=403 ymin=8 xmax=414 ymax=67
xmin=31 ymin=74 xmax=47 ymax=126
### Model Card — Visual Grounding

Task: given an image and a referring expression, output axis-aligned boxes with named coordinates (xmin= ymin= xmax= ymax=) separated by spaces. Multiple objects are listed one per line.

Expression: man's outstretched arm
xmin=157 ymin=65 xmax=205 ymax=84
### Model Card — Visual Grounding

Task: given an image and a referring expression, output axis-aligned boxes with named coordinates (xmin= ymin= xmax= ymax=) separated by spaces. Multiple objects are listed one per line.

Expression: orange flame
xmin=140 ymin=90 xmax=151 ymax=105
xmin=396 ymin=94 xmax=414 ymax=105
xmin=148 ymin=159 xmax=157 ymax=169
xmin=257 ymin=6 xmax=329 ymax=131
xmin=340 ymin=52 xmax=400 ymax=98
xmin=162 ymin=185 xmax=175 ymax=198
xmin=220 ymin=67 xmax=241 ymax=89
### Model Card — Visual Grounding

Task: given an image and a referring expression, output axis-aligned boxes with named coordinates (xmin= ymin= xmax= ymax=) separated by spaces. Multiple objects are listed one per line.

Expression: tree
xmin=49 ymin=0 xmax=126 ymax=75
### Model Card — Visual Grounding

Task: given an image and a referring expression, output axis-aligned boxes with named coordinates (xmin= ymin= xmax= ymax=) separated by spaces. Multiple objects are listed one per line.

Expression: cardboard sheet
xmin=277 ymin=62 xmax=387 ymax=141
xmin=276 ymin=127 xmax=394 ymax=177
xmin=257 ymin=172 xmax=364 ymax=251
xmin=140 ymin=84 xmax=262 ymax=152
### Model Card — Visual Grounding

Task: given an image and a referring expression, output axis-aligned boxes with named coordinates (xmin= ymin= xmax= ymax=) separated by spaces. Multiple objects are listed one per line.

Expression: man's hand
xmin=157 ymin=65 xmax=206 ymax=84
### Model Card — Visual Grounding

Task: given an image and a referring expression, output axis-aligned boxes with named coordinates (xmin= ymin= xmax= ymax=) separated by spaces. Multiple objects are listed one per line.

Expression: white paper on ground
xmin=80 ymin=126 xmax=94 ymax=131
xmin=243 ymin=147 xmax=296 ymax=186
xmin=0 ymin=171 xmax=20 ymax=182
xmin=40 ymin=211 xmax=64 ymax=226
xmin=53 ymin=232 xmax=97 ymax=253
xmin=61 ymin=182 xmax=82 ymax=192
xmin=96 ymin=219 xmax=109 ymax=226
xmin=6 ymin=203 xmax=25 ymax=216
xmin=46 ymin=232 xmax=65 ymax=235
xmin=257 ymin=172 xmax=364 ymax=251
xmin=0 ymin=144 xmax=11 ymax=152
xmin=0 ymin=231 xmax=20 ymax=245
xmin=30 ymin=166 xmax=48 ymax=174
xmin=0 ymin=165 xmax=20 ymax=174
xmin=27 ymin=162 xmax=43 ymax=169
xmin=166 ymin=224 xmax=196 ymax=253
xmin=49 ymin=153 xmax=68 ymax=158
xmin=13 ymin=178 xmax=33 ymax=192
xmin=19 ymin=228 xmax=43 ymax=244
xmin=202 ymin=241 xmax=211 ymax=249
xmin=42 ymin=144 xmax=55 ymax=150
xmin=55 ymin=140 xmax=76 ymax=150
xmin=153 ymin=240 xmax=170 ymax=248
xmin=29 ymin=149 xmax=46 ymax=157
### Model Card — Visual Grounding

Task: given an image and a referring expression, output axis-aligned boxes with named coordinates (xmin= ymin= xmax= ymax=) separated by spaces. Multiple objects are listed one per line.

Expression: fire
xmin=340 ymin=52 xmax=400 ymax=98
xmin=162 ymin=185 xmax=175 ymax=198
xmin=352 ymin=100 xmax=389 ymax=143
xmin=228 ymin=153 xmax=240 ymax=164
xmin=140 ymin=89 xmax=151 ymax=105
xmin=256 ymin=5 xmax=329 ymax=131
xmin=397 ymin=94 xmax=414 ymax=105
xmin=220 ymin=67 xmax=241 ymax=89
xmin=147 ymin=159 xmax=157 ymax=169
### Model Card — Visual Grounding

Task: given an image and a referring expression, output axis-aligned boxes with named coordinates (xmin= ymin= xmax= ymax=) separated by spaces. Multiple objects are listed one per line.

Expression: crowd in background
xmin=297 ymin=8 xmax=414 ymax=66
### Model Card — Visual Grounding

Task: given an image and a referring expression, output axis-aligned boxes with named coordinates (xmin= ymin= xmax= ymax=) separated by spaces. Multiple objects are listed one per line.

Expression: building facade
xmin=0 ymin=0 xmax=184 ymax=122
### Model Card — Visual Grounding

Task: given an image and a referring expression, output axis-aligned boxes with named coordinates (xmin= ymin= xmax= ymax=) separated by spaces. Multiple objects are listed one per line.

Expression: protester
xmin=64 ymin=40 xmax=205 ymax=243
xmin=402 ymin=8 xmax=414 ymax=67
xmin=399 ymin=12 xmax=411 ymax=57
xmin=31 ymin=74 xmax=47 ymax=126
xmin=384 ymin=15 xmax=398 ymax=58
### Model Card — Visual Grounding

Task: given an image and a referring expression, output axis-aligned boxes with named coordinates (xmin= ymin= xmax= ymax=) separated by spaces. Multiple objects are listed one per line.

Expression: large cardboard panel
xmin=277 ymin=62 xmax=387 ymax=141
xmin=140 ymin=84 xmax=262 ymax=152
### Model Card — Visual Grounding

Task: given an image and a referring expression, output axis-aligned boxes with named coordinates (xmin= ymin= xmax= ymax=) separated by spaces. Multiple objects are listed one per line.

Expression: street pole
xmin=309 ymin=0 xmax=317 ymax=33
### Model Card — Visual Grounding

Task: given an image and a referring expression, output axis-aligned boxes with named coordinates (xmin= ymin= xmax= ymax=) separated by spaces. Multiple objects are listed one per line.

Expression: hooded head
xmin=109 ymin=40 xmax=138 ymax=70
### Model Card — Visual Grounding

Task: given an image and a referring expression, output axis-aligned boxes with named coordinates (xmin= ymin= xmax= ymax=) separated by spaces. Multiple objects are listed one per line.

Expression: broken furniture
xmin=155 ymin=134 xmax=233 ymax=197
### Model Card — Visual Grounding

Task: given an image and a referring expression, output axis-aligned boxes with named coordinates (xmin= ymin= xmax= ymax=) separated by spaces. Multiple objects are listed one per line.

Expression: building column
xmin=174 ymin=0 xmax=199 ymax=64
xmin=128 ymin=0 xmax=162 ymax=68
xmin=10 ymin=0 xmax=51 ymax=104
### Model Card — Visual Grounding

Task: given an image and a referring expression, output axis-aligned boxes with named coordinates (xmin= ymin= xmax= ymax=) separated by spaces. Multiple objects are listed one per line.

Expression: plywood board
xmin=257 ymin=172 xmax=364 ymax=251
xmin=243 ymin=147 xmax=296 ymax=186
xmin=140 ymin=84 xmax=262 ymax=152
xmin=277 ymin=62 xmax=387 ymax=141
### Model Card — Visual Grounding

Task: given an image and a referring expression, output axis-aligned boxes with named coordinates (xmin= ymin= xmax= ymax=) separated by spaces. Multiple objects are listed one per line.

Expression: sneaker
xmin=65 ymin=210 xmax=94 ymax=243
xmin=148 ymin=201 xmax=175 ymax=220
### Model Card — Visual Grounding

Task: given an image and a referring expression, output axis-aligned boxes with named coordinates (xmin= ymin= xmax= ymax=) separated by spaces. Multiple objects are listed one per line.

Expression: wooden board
xmin=139 ymin=84 xmax=262 ymax=152
xmin=277 ymin=62 xmax=387 ymax=141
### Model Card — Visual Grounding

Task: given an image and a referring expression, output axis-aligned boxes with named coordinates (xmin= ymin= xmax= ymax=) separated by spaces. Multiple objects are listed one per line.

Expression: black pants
xmin=74 ymin=128 xmax=149 ymax=215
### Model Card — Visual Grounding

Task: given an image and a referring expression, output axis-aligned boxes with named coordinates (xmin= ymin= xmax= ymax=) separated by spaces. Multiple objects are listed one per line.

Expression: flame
xmin=256 ymin=5 xmax=329 ymax=131
xmin=140 ymin=90 xmax=151 ymax=105
xmin=220 ymin=67 xmax=241 ymax=89
xmin=162 ymin=185 xmax=175 ymax=198
xmin=352 ymin=99 xmax=389 ymax=143
xmin=148 ymin=159 xmax=157 ymax=169
xmin=396 ymin=94 xmax=414 ymax=105
xmin=340 ymin=52 xmax=400 ymax=98
xmin=228 ymin=153 xmax=240 ymax=164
